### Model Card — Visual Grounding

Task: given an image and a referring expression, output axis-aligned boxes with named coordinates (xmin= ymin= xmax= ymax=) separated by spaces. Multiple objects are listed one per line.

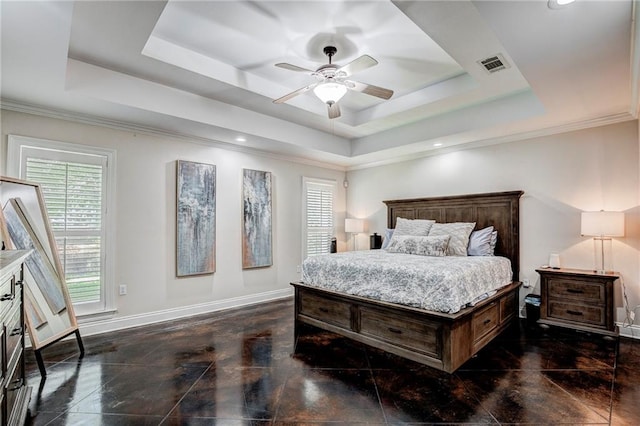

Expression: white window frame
xmin=302 ymin=177 xmax=336 ymax=259
xmin=7 ymin=135 xmax=116 ymax=317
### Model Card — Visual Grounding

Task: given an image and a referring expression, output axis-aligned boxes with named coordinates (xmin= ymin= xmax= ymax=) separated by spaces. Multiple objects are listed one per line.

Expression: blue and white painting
xmin=177 ymin=160 xmax=216 ymax=276
xmin=242 ymin=169 xmax=272 ymax=269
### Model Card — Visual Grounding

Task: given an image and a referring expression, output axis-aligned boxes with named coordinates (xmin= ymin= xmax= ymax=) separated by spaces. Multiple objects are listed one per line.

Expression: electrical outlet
xmin=119 ymin=284 xmax=127 ymax=295
xmin=522 ymin=278 xmax=530 ymax=288
xmin=296 ymin=265 xmax=301 ymax=273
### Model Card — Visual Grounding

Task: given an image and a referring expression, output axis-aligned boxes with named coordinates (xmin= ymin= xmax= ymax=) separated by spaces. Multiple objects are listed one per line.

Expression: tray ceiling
xmin=1 ymin=1 xmax=636 ymax=168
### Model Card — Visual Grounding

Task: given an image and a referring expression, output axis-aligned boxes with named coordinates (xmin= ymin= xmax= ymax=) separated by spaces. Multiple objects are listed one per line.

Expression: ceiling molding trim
xmin=0 ymin=99 xmax=347 ymax=172
xmin=346 ymin=111 xmax=635 ymax=171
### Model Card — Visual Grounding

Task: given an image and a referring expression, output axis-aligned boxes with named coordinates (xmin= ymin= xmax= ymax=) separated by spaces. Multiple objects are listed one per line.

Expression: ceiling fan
xmin=273 ymin=46 xmax=394 ymax=119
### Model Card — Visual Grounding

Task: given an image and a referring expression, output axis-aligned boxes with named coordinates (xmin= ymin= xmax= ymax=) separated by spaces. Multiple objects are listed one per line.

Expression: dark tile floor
xmin=24 ymin=297 xmax=640 ymax=425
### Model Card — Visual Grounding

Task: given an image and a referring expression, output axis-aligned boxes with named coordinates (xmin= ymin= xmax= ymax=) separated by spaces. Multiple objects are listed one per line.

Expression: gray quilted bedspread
xmin=301 ymin=250 xmax=513 ymax=314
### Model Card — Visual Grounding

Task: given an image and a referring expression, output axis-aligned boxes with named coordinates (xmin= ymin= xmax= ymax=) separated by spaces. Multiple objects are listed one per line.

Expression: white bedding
xmin=301 ymin=250 xmax=513 ymax=314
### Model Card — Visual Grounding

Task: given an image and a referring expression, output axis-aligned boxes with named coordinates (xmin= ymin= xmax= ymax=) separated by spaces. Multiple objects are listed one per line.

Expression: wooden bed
xmin=291 ymin=190 xmax=523 ymax=373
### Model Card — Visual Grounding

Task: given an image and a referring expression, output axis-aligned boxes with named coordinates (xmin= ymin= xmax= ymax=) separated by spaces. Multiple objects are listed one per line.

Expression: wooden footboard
xmin=292 ymin=280 xmax=521 ymax=373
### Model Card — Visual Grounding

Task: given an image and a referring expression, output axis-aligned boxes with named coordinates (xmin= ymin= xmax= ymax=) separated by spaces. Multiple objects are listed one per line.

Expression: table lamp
xmin=345 ymin=218 xmax=365 ymax=251
xmin=580 ymin=211 xmax=624 ymax=274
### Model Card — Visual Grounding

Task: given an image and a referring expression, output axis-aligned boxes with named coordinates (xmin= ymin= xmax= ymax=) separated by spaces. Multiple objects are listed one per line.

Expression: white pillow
xmin=428 ymin=222 xmax=476 ymax=256
xmin=380 ymin=228 xmax=395 ymax=250
xmin=467 ymin=226 xmax=494 ymax=256
xmin=394 ymin=218 xmax=435 ymax=236
xmin=490 ymin=230 xmax=498 ymax=254
xmin=386 ymin=235 xmax=450 ymax=257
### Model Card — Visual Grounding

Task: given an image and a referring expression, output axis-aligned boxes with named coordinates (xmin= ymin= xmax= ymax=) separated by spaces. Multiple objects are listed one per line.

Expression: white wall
xmin=1 ymin=110 xmax=346 ymax=329
xmin=3 ymin=110 xmax=639 ymax=337
xmin=346 ymin=121 xmax=640 ymax=333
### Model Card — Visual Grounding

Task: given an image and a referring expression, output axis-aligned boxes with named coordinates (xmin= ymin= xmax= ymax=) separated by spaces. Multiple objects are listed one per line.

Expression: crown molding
xmin=2 ymin=98 xmax=633 ymax=174
xmin=0 ymin=99 xmax=347 ymax=172
xmin=346 ymin=111 xmax=635 ymax=171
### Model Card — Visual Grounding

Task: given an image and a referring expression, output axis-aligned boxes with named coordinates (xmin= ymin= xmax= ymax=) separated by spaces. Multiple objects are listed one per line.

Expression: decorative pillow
xmin=490 ymin=230 xmax=498 ymax=254
xmin=428 ymin=222 xmax=476 ymax=256
xmin=386 ymin=235 xmax=450 ymax=257
xmin=467 ymin=226 xmax=494 ymax=256
xmin=393 ymin=218 xmax=435 ymax=236
xmin=380 ymin=228 xmax=395 ymax=250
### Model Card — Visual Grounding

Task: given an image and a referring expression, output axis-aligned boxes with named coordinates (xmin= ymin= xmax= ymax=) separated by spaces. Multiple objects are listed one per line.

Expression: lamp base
xmin=593 ymin=237 xmax=614 ymax=276
xmin=592 ymin=269 xmax=617 ymax=276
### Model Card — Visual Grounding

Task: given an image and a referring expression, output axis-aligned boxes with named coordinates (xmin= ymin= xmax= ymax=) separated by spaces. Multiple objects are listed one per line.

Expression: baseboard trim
xmin=617 ymin=322 xmax=640 ymax=339
xmin=77 ymin=288 xmax=294 ymax=337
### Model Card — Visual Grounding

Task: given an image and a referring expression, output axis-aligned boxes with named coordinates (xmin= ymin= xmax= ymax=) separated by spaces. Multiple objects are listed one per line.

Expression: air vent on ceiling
xmin=478 ymin=54 xmax=511 ymax=74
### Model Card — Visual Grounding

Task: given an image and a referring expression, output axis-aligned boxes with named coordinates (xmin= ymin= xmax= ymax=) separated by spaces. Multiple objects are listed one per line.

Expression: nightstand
xmin=536 ymin=267 xmax=619 ymax=337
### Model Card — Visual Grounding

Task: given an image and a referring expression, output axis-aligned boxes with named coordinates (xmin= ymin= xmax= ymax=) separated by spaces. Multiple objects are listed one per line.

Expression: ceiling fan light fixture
xmin=313 ymin=82 xmax=347 ymax=104
xmin=548 ymin=0 xmax=576 ymax=9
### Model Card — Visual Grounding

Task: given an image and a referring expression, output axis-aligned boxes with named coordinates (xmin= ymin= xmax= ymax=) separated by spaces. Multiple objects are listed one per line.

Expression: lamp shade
xmin=581 ymin=211 xmax=625 ymax=237
xmin=314 ymin=82 xmax=347 ymax=104
xmin=345 ymin=218 xmax=364 ymax=234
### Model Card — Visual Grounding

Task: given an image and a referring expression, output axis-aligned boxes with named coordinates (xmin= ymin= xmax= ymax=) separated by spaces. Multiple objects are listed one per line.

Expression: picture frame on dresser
xmin=0 ymin=176 xmax=84 ymax=377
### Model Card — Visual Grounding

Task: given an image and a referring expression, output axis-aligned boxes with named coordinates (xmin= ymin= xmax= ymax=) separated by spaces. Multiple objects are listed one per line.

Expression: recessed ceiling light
xmin=433 ymin=142 xmax=443 ymax=147
xmin=548 ymin=0 xmax=576 ymax=9
xmin=235 ymin=136 xmax=246 ymax=142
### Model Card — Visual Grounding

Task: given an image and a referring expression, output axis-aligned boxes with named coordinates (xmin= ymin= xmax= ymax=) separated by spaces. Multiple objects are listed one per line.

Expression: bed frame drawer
xmin=298 ymin=291 xmax=351 ymax=329
xmin=359 ymin=307 xmax=441 ymax=358
xmin=472 ymin=302 xmax=499 ymax=344
xmin=500 ymin=290 xmax=517 ymax=323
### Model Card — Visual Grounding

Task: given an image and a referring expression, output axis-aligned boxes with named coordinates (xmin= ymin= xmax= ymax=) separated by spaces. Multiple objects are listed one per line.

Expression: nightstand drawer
xmin=547 ymin=278 xmax=604 ymax=303
xmin=548 ymin=301 xmax=606 ymax=327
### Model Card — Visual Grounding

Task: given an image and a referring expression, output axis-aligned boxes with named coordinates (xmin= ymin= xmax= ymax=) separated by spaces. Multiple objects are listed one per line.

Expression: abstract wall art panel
xmin=3 ymin=198 xmax=67 ymax=313
xmin=242 ymin=169 xmax=272 ymax=269
xmin=176 ymin=160 xmax=216 ymax=277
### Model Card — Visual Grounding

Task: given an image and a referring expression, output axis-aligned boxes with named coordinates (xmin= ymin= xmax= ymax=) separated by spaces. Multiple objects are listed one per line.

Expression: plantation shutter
xmin=305 ymin=180 xmax=335 ymax=257
xmin=25 ymin=156 xmax=105 ymax=304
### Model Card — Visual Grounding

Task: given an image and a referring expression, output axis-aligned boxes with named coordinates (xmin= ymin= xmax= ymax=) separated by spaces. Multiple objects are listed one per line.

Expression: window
xmin=7 ymin=136 xmax=115 ymax=316
xmin=303 ymin=177 xmax=336 ymax=258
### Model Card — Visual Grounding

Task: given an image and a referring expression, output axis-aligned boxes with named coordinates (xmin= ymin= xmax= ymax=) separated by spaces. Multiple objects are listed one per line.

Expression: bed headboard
xmin=384 ymin=191 xmax=523 ymax=281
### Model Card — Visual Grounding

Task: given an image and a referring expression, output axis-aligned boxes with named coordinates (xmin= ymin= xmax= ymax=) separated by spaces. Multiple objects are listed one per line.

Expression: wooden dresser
xmin=536 ymin=267 xmax=619 ymax=337
xmin=0 ymin=250 xmax=31 ymax=425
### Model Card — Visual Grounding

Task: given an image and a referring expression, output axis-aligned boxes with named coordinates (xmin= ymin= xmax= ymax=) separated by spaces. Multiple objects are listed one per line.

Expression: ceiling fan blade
xmin=336 ymin=55 xmax=378 ymax=77
xmin=345 ymin=80 xmax=394 ymax=100
xmin=273 ymin=83 xmax=318 ymax=104
xmin=327 ymin=102 xmax=341 ymax=119
xmin=275 ymin=63 xmax=315 ymax=73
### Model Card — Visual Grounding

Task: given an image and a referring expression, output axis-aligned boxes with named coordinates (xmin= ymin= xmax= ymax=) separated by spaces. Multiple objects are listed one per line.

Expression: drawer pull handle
xmin=10 ymin=326 xmax=22 ymax=336
xmin=318 ymin=307 xmax=329 ymax=313
xmin=388 ymin=327 xmax=402 ymax=334
xmin=566 ymin=289 xmax=584 ymax=294
xmin=0 ymin=293 xmax=14 ymax=301
xmin=9 ymin=378 xmax=23 ymax=390
xmin=483 ymin=319 xmax=492 ymax=325
xmin=566 ymin=310 xmax=583 ymax=316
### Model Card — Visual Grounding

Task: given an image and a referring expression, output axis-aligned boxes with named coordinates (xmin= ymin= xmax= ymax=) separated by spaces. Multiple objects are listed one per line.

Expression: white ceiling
xmin=1 ymin=0 xmax=637 ymax=169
